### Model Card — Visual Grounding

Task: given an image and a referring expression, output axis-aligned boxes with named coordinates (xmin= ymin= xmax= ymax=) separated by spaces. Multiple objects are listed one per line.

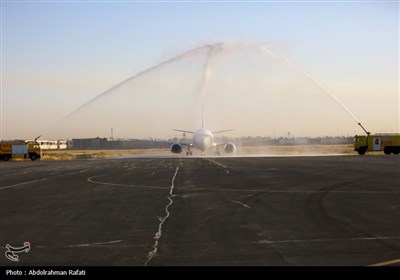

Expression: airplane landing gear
xmin=186 ymin=150 xmax=193 ymax=156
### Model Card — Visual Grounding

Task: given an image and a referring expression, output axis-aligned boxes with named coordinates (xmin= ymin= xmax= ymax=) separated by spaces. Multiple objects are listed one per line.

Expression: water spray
xmin=254 ymin=43 xmax=371 ymax=135
xmin=198 ymin=45 xmax=215 ymax=107
xmin=40 ymin=40 xmax=372 ymax=138
xmin=197 ymin=44 xmax=220 ymax=129
xmin=40 ymin=44 xmax=214 ymax=137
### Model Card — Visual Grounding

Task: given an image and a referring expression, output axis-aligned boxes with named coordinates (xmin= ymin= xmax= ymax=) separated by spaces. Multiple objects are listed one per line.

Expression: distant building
xmin=320 ymin=137 xmax=353 ymax=144
xmin=69 ymin=138 xmax=170 ymax=149
xmin=71 ymin=137 xmax=108 ymax=149
xmin=278 ymin=138 xmax=308 ymax=145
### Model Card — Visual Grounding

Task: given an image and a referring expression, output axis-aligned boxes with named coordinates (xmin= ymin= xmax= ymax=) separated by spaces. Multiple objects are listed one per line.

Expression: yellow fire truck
xmin=354 ymin=134 xmax=400 ymax=155
xmin=0 ymin=141 xmax=42 ymax=161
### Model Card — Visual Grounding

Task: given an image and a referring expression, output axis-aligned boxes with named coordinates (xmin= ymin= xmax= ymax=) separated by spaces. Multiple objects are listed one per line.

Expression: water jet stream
xmin=253 ymin=43 xmax=369 ymax=134
xmin=40 ymin=41 xmax=369 ymax=138
xmin=40 ymin=44 xmax=214 ymax=137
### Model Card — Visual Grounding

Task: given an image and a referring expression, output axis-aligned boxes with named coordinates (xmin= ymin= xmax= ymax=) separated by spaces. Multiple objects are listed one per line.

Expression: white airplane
xmin=170 ymin=109 xmax=236 ymax=156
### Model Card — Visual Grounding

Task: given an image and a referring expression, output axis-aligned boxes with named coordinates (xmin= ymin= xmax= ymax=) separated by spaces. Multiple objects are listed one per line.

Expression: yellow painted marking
xmin=369 ymin=258 xmax=400 ymax=267
xmin=205 ymin=158 xmax=228 ymax=169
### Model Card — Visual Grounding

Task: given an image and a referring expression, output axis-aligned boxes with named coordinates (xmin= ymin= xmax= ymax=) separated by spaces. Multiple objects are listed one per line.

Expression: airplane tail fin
xmin=202 ymin=104 xmax=204 ymax=129
xmin=173 ymin=105 xmax=204 ymax=134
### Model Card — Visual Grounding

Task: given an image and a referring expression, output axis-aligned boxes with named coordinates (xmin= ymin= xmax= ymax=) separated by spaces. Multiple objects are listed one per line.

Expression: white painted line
xmin=0 ymin=169 xmax=88 ymax=190
xmin=27 ymin=240 xmax=124 ymax=248
xmin=87 ymin=174 xmax=399 ymax=194
xmin=0 ymin=178 xmax=48 ymax=190
xmin=68 ymin=240 xmax=123 ymax=248
xmin=87 ymin=175 xmax=168 ymax=190
xmin=258 ymin=236 xmax=400 ymax=244
xmin=231 ymin=200 xmax=251 ymax=209
xmin=179 ymin=187 xmax=400 ymax=194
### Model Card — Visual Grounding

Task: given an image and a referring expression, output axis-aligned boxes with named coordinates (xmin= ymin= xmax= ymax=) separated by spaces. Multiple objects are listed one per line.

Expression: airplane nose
xmin=204 ymin=136 xmax=212 ymax=148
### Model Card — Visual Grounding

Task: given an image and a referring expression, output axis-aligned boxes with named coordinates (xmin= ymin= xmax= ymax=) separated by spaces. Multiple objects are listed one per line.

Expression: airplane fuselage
xmin=193 ymin=128 xmax=214 ymax=152
xmin=171 ymin=127 xmax=235 ymax=156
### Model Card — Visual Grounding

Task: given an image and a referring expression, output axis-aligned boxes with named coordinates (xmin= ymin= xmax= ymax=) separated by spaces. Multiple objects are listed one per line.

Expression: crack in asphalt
xmin=144 ymin=162 xmax=180 ymax=266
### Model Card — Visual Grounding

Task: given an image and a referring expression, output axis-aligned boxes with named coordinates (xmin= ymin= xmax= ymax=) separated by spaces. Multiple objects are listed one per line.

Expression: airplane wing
xmin=173 ymin=129 xmax=195 ymax=134
xmin=179 ymin=141 xmax=192 ymax=147
xmin=163 ymin=139 xmax=192 ymax=145
xmin=212 ymin=129 xmax=234 ymax=134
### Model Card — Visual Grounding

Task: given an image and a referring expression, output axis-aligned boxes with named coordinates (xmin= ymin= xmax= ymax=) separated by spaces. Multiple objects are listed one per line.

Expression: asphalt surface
xmin=0 ymin=155 xmax=399 ymax=266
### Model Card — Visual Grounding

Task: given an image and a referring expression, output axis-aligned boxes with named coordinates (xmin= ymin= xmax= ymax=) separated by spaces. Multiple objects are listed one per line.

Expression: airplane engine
xmin=170 ymin=143 xmax=183 ymax=154
xmin=224 ymin=142 xmax=236 ymax=153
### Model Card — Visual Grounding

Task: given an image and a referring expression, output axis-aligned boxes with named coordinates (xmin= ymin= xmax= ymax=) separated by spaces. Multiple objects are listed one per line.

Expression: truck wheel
xmin=384 ymin=147 xmax=392 ymax=155
xmin=393 ymin=147 xmax=400 ymax=155
xmin=2 ymin=155 xmax=10 ymax=161
xmin=357 ymin=147 xmax=366 ymax=155
xmin=30 ymin=154 xmax=37 ymax=161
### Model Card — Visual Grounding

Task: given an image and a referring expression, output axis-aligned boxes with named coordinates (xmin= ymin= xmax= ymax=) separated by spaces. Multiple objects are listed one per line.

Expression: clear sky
xmin=1 ymin=0 xmax=399 ymax=140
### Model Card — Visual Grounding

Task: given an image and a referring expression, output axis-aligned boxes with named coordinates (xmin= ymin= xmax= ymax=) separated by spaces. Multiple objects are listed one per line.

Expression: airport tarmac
xmin=0 ymin=155 xmax=399 ymax=266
